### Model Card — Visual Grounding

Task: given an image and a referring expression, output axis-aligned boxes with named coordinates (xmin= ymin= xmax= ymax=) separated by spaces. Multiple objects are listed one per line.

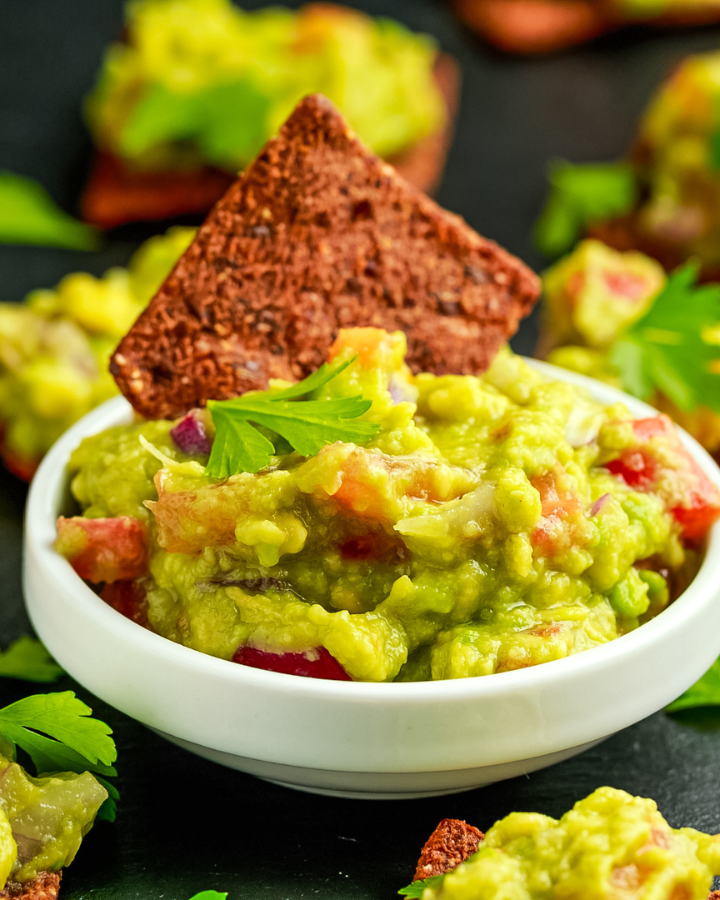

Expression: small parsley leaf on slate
xmin=667 ymin=657 xmax=720 ymax=713
xmin=609 ymin=262 xmax=720 ymax=413
xmin=0 ymin=171 xmax=98 ymax=250
xmin=398 ymin=874 xmax=445 ymax=897
xmin=187 ymin=893 xmax=228 ymax=900
xmin=0 ymin=637 xmax=64 ymax=683
xmin=535 ymin=160 xmax=638 ymax=258
xmin=206 ymin=357 xmax=379 ymax=478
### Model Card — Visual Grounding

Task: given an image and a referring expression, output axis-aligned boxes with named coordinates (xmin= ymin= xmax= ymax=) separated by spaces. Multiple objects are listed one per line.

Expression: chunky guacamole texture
xmin=0 ymin=227 xmax=193 ymax=475
xmin=635 ymin=49 xmax=720 ymax=267
xmin=415 ymin=787 xmax=720 ymax=900
xmin=85 ymin=0 xmax=445 ymax=172
xmin=0 ymin=753 xmax=107 ymax=886
xmin=541 ymin=239 xmax=720 ymax=457
xmin=59 ymin=327 xmax=713 ymax=682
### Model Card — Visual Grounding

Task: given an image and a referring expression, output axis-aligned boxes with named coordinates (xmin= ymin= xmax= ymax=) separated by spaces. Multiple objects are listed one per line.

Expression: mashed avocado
xmin=85 ymin=0 xmax=445 ymax=171
xmin=0 ymin=753 xmax=107 ymax=885
xmin=59 ymin=328 xmax=717 ymax=682
xmin=635 ymin=49 xmax=720 ymax=267
xmin=0 ymin=808 xmax=16 ymax=889
xmin=540 ymin=240 xmax=720 ymax=458
xmin=414 ymin=787 xmax=720 ymax=900
xmin=0 ymin=227 xmax=193 ymax=474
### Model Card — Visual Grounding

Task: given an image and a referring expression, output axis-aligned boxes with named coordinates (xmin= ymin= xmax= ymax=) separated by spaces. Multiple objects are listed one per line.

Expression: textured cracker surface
xmin=413 ymin=818 xmax=484 ymax=882
xmin=111 ymin=94 xmax=540 ymax=419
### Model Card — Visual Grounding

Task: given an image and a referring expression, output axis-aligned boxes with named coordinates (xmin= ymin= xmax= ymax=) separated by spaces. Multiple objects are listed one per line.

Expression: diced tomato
xmin=55 ymin=515 xmax=148 ymax=583
xmin=602 ymin=270 xmax=649 ymax=301
xmin=339 ymin=532 xmax=408 ymax=564
xmin=530 ymin=470 xmax=584 ymax=556
xmin=606 ymin=415 xmax=720 ymax=541
xmin=232 ymin=646 xmax=352 ymax=681
xmin=100 ymin=579 xmax=148 ymax=627
xmin=605 ymin=450 xmax=658 ymax=491
xmin=328 ymin=327 xmax=397 ymax=370
xmin=530 ymin=472 xmax=582 ymax=519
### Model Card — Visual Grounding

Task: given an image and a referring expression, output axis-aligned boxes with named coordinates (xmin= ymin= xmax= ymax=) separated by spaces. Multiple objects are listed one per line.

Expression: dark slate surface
xmin=2 ymin=1 xmax=720 ymax=897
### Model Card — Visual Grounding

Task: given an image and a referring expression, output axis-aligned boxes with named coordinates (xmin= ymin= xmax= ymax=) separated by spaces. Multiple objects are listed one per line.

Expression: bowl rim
xmin=24 ymin=357 xmax=720 ymax=704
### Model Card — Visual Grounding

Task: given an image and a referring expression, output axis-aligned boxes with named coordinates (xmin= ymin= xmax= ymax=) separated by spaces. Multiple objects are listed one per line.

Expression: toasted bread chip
xmin=111 ymin=94 xmax=540 ymax=420
xmin=453 ymin=0 xmax=720 ymax=54
xmin=413 ymin=818 xmax=484 ymax=882
xmin=453 ymin=0 xmax=608 ymax=54
xmin=0 ymin=872 xmax=61 ymax=900
xmin=80 ymin=55 xmax=459 ymax=229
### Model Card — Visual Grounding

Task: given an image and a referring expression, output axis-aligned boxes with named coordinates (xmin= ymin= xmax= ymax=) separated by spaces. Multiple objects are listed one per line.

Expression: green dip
xmin=0 ymin=753 xmax=107 ymax=886
xmin=0 ymin=227 xmax=193 ymax=475
xmin=85 ymin=0 xmax=445 ymax=172
xmin=59 ymin=327 xmax=717 ymax=682
xmin=414 ymin=787 xmax=720 ymax=900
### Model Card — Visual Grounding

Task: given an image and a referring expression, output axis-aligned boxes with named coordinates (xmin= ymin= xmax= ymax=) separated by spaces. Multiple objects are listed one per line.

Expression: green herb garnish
xmin=0 ymin=692 xmax=118 ymax=820
xmin=399 ymin=874 xmax=444 ymax=897
xmin=187 ymin=893 xmax=228 ymax=900
xmin=609 ymin=262 xmax=720 ymax=413
xmin=118 ymin=80 xmax=270 ymax=171
xmin=0 ymin=637 xmax=64 ymax=683
xmin=0 ymin=171 xmax=98 ymax=250
xmin=667 ymin=657 xmax=720 ymax=713
xmin=534 ymin=160 xmax=638 ymax=258
xmin=206 ymin=357 xmax=380 ymax=478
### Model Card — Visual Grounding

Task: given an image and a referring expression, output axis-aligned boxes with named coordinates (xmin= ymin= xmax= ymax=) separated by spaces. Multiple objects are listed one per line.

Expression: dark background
xmin=3 ymin=1 xmax=720 ymax=897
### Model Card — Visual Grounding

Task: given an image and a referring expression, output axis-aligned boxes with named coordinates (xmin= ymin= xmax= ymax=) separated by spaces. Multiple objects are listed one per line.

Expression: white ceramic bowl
xmin=23 ymin=361 xmax=720 ymax=800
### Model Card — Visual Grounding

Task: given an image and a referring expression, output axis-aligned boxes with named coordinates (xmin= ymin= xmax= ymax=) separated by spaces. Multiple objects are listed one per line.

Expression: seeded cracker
xmin=0 ymin=873 xmax=61 ymax=900
xmin=111 ymin=94 xmax=540 ymax=420
xmin=413 ymin=819 xmax=484 ymax=882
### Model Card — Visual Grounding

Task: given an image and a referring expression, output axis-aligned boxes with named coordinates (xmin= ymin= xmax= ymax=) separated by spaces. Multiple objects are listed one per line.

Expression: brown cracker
xmin=111 ymin=94 xmax=539 ymax=419
xmin=0 ymin=872 xmax=61 ymax=900
xmin=413 ymin=818 xmax=484 ymax=882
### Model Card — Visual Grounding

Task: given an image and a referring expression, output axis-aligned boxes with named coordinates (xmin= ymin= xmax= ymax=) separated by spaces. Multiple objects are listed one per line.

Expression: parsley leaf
xmin=206 ymin=357 xmax=380 ymax=478
xmin=0 ymin=171 xmax=98 ymax=250
xmin=119 ymin=80 xmax=270 ymax=170
xmin=187 ymin=893 xmax=228 ymax=900
xmin=535 ymin=161 xmax=638 ymax=258
xmin=0 ymin=692 xmax=119 ymax=819
xmin=398 ymin=875 xmax=445 ymax=897
xmin=0 ymin=637 xmax=64 ymax=683
xmin=609 ymin=262 xmax=720 ymax=413
xmin=667 ymin=657 xmax=720 ymax=713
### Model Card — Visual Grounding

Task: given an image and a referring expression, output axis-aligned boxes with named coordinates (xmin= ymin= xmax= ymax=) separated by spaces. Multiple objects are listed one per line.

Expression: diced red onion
xmin=171 ymin=411 xmax=212 ymax=456
xmin=388 ymin=374 xmax=416 ymax=405
xmin=591 ymin=493 xmax=611 ymax=516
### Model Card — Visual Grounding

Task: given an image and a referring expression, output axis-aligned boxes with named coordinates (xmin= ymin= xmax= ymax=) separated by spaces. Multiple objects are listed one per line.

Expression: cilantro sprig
xmin=534 ymin=160 xmax=638 ymax=258
xmin=206 ymin=357 xmax=380 ymax=478
xmin=187 ymin=893 xmax=228 ymax=900
xmin=0 ymin=692 xmax=119 ymax=820
xmin=399 ymin=875 xmax=444 ymax=897
xmin=667 ymin=657 xmax=720 ymax=713
xmin=0 ymin=637 xmax=64 ymax=683
xmin=0 ymin=171 xmax=98 ymax=250
xmin=609 ymin=262 xmax=720 ymax=413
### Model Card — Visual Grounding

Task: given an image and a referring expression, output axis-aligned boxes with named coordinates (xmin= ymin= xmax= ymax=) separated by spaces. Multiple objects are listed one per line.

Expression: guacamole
xmin=0 ymin=227 xmax=193 ymax=478
xmin=85 ymin=0 xmax=445 ymax=172
xmin=412 ymin=787 xmax=720 ymax=900
xmin=540 ymin=239 xmax=720 ymax=459
xmin=0 ymin=753 xmax=107 ymax=886
xmin=57 ymin=328 xmax=720 ymax=682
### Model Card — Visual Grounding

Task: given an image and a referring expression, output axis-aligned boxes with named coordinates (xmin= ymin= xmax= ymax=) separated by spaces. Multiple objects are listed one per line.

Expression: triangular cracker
xmin=111 ymin=94 xmax=540 ymax=419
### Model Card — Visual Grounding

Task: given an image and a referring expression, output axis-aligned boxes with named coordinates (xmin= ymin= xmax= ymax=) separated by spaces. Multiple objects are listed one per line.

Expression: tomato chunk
xmin=232 ymin=646 xmax=352 ymax=681
xmin=55 ymin=515 xmax=148 ymax=583
xmin=100 ymin=579 xmax=148 ymax=627
xmin=606 ymin=416 xmax=720 ymax=541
